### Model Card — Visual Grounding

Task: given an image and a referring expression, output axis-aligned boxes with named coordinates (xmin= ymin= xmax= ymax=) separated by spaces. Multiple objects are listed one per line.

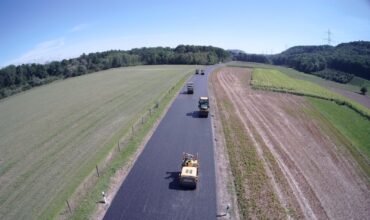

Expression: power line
xmin=324 ymin=29 xmax=333 ymax=45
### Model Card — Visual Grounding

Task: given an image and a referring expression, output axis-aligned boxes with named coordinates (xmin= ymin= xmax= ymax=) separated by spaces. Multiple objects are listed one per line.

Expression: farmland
xmin=0 ymin=65 xmax=194 ymax=220
xmin=250 ymin=67 xmax=370 ymax=173
xmin=251 ymin=68 xmax=370 ymax=119
xmin=229 ymin=61 xmax=370 ymax=94
xmin=211 ymin=67 xmax=370 ymax=219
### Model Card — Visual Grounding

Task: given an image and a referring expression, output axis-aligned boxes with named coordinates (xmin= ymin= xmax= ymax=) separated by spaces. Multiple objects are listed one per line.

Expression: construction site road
xmin=104 ymin=66 xmax=220 ymax=220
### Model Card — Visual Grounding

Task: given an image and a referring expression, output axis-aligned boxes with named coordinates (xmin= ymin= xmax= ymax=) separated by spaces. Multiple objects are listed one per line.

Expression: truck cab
xmin=187 ymin=82 xmax=194 ymax=94
xmin=198 ymin=96 xmax=209 ymax=117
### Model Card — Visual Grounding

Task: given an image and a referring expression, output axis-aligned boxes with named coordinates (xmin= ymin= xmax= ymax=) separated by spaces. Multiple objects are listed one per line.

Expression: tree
xmin=360 ymin=86 xmax=367 ymax=95
xmin=0 ymin=45 xmax=231 ymax=99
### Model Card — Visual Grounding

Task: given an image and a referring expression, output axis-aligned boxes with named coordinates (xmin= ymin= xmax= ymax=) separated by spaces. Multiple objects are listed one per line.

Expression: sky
xmin=0 ymin=0 xmax=369 ymax=67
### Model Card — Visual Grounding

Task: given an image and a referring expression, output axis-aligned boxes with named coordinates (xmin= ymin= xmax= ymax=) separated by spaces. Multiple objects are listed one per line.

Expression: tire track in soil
xmin=218 ymin=71 xmax=317 ymax=219
xmin=215 ymin=67 xmax=370 ymax=220
xmin=225 ymin=73 xmax=326 ymax=219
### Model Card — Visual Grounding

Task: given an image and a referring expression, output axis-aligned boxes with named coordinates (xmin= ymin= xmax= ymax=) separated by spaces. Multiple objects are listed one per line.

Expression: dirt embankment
xmin=212 ymin=67 xmax=370 ymax=219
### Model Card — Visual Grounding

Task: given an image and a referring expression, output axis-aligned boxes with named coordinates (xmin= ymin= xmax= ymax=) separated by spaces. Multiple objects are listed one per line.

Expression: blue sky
xmin=0 ymin=0 xmax=369 ymax=66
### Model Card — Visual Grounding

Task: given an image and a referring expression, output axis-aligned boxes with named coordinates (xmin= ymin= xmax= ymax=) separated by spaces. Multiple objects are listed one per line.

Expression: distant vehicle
xmin=187 ymin=82 xmax=194 ymax=94
xmin=200 ymin=69 xmax=205 ymax=75
xmin=198 ymin=96 xmax=209 ymax=117
xmin=179 ymin=153 xmax=199 ymax=189
xmin=195 ymin=69 xmax=200 ymax=74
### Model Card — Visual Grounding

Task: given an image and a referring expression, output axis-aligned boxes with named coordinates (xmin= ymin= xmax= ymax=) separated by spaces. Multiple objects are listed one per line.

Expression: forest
xmin=0 ymin=45 xmax=230 ymax=99
xmin=2 ymin=42 xmax=369 ymax=99
xmin=231 ymin=41 xmax=370 ymax=83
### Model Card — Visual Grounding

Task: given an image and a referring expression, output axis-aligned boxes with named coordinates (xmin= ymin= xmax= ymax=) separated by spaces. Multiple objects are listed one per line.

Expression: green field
xmin=250 ymin=68 xmax=370 ymax=119
xmin=349 ymin=76 xmax=370 ymax=91
xmin=307 ymin=98 xmax=370 ymax=175
xmin=0 ymin=65 xmax=195 ymax=220
xmin=228 ymin=61 xmax=370 ymax=94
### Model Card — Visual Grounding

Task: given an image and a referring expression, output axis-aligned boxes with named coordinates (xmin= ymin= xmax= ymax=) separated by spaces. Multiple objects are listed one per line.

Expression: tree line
xmin=0 ymin=45 xmax=230 ymax=99
xmin=230 ymin=41 xmax=370 ymax=83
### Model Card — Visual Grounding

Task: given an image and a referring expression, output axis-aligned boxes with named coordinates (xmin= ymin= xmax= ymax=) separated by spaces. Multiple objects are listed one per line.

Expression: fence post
xmin=149 ymin=108 xmax=152 ymax=116
xmin=117 ymin=142 xmax=121 ymax=152
xmin=96 ymin=165 xmax=100 ymax=177
xmin=66 ymin=200 xmax=72 ymax=214
xmin=142 ymin=116 xmax=144 ymax=124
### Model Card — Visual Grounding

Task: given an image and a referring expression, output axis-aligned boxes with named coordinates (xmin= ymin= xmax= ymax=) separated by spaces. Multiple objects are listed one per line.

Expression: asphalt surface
xmin=104 ymin=66 xmax=219 ymax=220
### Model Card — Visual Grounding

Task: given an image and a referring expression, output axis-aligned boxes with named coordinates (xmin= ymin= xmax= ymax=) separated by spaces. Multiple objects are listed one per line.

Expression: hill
xmin=231 ymin=41 xmax=370 ymax=83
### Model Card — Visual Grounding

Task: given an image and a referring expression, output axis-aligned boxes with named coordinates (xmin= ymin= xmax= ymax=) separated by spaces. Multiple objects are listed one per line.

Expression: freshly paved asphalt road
xmin=104 ymin=66 xmax=219 ymax=220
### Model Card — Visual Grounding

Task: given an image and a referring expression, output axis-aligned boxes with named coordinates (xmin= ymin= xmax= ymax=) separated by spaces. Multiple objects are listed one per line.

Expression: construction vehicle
xmin=200 ymin=69 xmax=205 ymax=75
xmin=195 ymin=69 xmax=200 ymax=74
xmin=187 ymin=82 xmax=194 ymax=94
xmin=198 ymin=96 xmax=209 ymax=117
xmin=179 ymin=153 xmax=199 ymax=189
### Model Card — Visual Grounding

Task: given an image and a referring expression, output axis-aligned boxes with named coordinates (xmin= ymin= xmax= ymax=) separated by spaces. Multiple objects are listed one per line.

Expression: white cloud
xmin=70 ymin=24 xmax=88 ymax=33
xmin=5 ymin=38 xmax=65 ymax=65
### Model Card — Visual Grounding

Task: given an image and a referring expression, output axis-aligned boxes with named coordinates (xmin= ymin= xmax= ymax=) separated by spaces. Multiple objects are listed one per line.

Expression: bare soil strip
xmin=212 ymin=67 xmax=370 ymax=219
xmin=209 ymin=72 xmax=241 ymax=220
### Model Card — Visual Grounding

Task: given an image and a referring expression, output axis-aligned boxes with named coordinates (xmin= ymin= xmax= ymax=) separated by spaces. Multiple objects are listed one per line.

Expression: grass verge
xmin=307 ymin=97 xmax=370 ymax=176
xmin=58 ymin=70 xmax=193 ymax=219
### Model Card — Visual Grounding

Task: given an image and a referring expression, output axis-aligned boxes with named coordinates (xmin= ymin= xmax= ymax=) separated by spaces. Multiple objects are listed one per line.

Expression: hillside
xmin=231 ymin=41 xmax=370 ymax=83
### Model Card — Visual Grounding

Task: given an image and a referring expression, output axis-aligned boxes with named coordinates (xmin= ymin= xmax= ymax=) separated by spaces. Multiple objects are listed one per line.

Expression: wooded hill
xmin=231 ymin=41 xmax=370 ymax=83
xmin=0 ymin=45 xmax=230 ymax=99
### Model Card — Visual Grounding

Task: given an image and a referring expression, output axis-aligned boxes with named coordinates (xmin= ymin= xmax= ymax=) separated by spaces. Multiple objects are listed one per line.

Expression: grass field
xmin=349 ymin=76 xmax=370 ymax=91
xmin=228 ymin=61 xmax=370 ymax=94
xmin=0 ymin=65 xmax=195 ymax=220
xmin=250 ymin=68 xmax=370 ymax=119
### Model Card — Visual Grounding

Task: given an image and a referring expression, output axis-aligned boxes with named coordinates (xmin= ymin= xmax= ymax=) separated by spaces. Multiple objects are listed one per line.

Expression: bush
xmin=360 ymin=86 xmax=368 ymax=95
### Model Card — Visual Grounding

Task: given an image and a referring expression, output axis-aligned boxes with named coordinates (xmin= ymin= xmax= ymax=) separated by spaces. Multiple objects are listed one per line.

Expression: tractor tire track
xmin=215 ymin=67 xmax=370 ymax=220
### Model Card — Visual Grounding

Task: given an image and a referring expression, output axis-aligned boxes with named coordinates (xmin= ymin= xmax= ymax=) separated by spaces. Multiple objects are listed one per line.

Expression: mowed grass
xmin=307 ymin=98 xmax=370 ymax=167
xmin=251 ymin=68 xmax=370 ymax=119
xmin=0 ymin=65 xmax=195 ymax=220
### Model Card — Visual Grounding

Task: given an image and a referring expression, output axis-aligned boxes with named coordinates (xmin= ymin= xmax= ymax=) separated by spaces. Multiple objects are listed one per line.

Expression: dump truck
xmin=195 ymin=69 xmax=200 ymax=74
xmin=179 ymin=153 xmax=199 ymax=189
xmin=198 ymin=96 xmax=209 ymax=117
xmin=187 ymin=82 xmax=194 ymax=94
xmin=200 ymin=69 xmax=205 ymax=75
